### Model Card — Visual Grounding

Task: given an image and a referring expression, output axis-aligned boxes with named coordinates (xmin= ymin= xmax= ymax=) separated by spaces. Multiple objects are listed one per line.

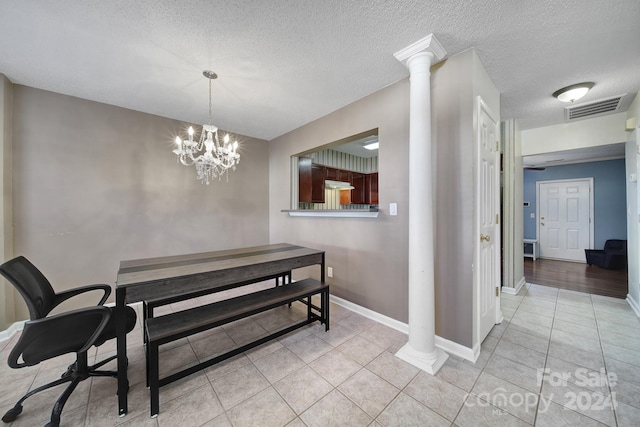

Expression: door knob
xmin=480 ymin=234 xmax=490 ymax=242
xmin=541 ymin=222 xmax=545 ymax=226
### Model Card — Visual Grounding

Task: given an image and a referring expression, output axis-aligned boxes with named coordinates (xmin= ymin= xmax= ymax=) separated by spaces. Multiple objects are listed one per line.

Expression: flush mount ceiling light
xmin=552 ymin=82 xmax=595 ymax=103
xmin=361 ymin=135 xmax=379 ymax=151
xmin=173 ymin=71 xmax=240 ymax=185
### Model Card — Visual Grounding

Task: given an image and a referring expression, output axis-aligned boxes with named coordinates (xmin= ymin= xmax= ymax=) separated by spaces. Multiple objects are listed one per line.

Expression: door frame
xmin=535 ymin=177 xmax=594 ymax=260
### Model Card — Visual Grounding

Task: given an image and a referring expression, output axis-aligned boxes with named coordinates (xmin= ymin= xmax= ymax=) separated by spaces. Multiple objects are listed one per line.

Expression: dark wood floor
xmin=524 ymin=258 xmax=628 ymax=299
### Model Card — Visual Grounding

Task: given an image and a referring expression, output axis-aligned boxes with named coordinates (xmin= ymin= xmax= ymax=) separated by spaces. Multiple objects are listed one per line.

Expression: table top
xmin=116 ymin=243 xmax=323 ymax=288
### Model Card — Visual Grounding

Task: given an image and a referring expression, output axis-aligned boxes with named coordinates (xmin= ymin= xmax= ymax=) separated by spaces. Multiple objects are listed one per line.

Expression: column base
xmin=395 ymin=342 xmax=449 ymax=375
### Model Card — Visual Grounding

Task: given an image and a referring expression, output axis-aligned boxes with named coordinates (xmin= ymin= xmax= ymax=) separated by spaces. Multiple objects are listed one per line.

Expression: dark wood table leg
xmin=116 ymin=288 xmax=128 ymax=417
xmin=324 ymin=287 xmax=330 ymax=331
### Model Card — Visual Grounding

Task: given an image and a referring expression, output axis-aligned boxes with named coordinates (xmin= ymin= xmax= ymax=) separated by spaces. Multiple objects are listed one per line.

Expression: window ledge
xmin=282 ymin=209 xmax=379 ymax=218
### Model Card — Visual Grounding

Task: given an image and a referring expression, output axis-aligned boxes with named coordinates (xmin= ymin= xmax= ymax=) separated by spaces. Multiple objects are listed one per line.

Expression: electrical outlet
xmin=327 ymin=267 xmax=333 ymax=278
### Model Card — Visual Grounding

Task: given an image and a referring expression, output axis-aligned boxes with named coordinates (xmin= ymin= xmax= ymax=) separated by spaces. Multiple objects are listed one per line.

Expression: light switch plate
xmin=390 ymin=203 xmax=398 ymax=216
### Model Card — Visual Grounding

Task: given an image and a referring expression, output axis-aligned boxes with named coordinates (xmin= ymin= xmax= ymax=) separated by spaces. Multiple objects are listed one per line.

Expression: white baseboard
xmin=501 ymin=276 xmax=526 ymax=295
xmin=330 ymin=295 xmax=476 ymax=363
xmin=627 ymin=294 xmax=640 ymax=318
xmin=435 ymin=335 xmax=480 ymax=363
xmin=0 ymin=320 xmax=25 ymax=343
xmin=330 ymin=295 xmax=408 ymax=334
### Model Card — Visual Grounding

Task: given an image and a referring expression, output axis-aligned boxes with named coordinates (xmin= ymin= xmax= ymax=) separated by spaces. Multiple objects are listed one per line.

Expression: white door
xmin=476 ymin=97 xmax=501 ymax=343
xmin=538 ymin=179 xmax=593 ymax=262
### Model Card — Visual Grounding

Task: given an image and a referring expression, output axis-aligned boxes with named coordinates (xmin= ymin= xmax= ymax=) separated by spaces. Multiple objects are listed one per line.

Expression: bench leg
xmin=144 ymin=303 xmax=155 ymax=388
xmin=145 ymin=331 xmax=150 ymax=388
xmin=285 ymin=272 xmax=293 ymax=307
xmin=149 ymin=343 xmax=160 ymax=418
xmin=323 ymin=289 xmax=330 ymax=331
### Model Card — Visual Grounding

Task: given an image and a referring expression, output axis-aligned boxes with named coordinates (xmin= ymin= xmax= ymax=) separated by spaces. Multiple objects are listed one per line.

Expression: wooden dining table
xmin=113 ymin=243 xmax=325 ymax=416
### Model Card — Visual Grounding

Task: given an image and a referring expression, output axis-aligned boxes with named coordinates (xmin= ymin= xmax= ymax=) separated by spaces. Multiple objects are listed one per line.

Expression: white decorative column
xmin=394 ymin=34 xmax=449 ymax=375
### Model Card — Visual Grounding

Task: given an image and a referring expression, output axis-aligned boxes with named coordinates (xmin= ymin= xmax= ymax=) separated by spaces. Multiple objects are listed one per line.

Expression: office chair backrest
xmin=0 ymin=256 xmax=57 ymax=320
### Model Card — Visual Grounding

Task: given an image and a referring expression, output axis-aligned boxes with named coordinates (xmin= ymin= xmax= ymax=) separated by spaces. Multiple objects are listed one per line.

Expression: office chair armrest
xmin=8 ymin=306 xmax=111 ymax=368
xmin=52 ymin=284 xmax=112 ymax=308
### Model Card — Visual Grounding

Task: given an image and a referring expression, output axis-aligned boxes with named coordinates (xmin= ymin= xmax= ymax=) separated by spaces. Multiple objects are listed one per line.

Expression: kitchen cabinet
xmin=366 ymin=172 xmax=378 ymax=204
xmin=338 ymin=169 xmax=351 ymax=182
xmin=299 ymin=158 xmax=325 ymax=203
xmin=325 ymin=167 xmax=338 ymax=180
xmin=350 ymin=173 xmax=366 ymax=204
xmin=325 ymin=167 xmax=351 ymax=182
xmin=298 ymin=158 xmax=312 ymax=202
xmin=301 ymin=159 xmax=377 ymax=206
xmin=311 ymin=164 xmax=325 ymax=203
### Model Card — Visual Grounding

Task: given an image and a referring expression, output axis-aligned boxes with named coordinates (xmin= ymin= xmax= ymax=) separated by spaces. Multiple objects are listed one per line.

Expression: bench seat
xmin=145 ymin=278 xmax=329 ymax=417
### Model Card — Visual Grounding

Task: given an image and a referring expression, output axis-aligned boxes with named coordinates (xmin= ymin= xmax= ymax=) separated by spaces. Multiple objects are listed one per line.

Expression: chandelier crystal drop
xmin=173 ymin=71 xmax=240 ymax=185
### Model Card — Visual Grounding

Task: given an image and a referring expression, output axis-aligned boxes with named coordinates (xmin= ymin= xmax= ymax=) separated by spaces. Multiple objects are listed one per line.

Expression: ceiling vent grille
xmin=565 ymin=94 xmax=628 ymax=121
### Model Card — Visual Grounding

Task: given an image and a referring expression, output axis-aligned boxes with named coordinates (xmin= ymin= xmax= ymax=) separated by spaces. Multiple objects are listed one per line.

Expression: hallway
xmin=524 ymin=258 xmax=628 ymax=299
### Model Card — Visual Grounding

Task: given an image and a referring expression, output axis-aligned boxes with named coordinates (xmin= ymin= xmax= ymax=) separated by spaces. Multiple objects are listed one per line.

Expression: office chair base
xmin=1 ymin=355 xmax=125 ymax=425
xmin=2 ymin=405 xmax=22 ymax=422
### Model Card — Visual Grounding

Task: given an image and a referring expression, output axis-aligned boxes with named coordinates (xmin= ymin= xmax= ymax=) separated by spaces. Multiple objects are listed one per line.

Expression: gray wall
xmin=432 ymin=49 xmax=500 ymax=348
xmin=269 ymin=48 xmax=498 ymax=350
xmin=431 ymin=53 xmax=474 ymax=347
xmin=10 ymin=86 xmax=270 ymax=321
xmin=0 ymin=75 xmax=14 ymax=330
xmin=269 ymin=79 xmax=411 ymax=323
xmin=8 ymin=49 xmax=496 ymax=351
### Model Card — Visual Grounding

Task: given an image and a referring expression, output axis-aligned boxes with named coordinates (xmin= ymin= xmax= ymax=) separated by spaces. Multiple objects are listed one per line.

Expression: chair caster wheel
xmin=2 ymin=404 xmax=23 ymax=422
xmin=45 ymin=417 xmax=60 ymax=427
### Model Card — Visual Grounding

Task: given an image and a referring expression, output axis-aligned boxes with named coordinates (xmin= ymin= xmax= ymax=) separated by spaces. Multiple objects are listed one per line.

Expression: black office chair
xmin=0 ymin=256 xmax=137 ymax=427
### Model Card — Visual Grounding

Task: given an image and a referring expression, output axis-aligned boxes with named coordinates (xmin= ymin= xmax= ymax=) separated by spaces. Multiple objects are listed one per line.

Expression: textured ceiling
xmin=1 ymin=0 xmax=639 ymax=141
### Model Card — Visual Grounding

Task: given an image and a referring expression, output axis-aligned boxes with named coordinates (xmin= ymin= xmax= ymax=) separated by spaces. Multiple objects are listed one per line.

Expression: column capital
xmin=394 ymin=34 xmax=447 ymax=67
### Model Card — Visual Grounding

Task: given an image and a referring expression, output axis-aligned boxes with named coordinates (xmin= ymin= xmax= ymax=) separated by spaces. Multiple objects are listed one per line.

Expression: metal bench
xmin=145 ymin=278 xmax=329 ymax=417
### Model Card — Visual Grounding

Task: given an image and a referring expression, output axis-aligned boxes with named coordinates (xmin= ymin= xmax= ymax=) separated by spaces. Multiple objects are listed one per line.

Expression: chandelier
xmin=173 ymin=71 xmax=240 ymax=185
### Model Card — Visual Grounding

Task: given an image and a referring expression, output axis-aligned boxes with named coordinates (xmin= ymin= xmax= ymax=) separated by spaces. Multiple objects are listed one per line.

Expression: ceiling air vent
xmin=565 ymin=94 xmax=629 ymax=121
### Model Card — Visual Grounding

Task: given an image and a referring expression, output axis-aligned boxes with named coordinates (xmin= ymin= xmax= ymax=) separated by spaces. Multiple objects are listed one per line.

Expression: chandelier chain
xmin=208 ymin=77 xmax=213 ymax=126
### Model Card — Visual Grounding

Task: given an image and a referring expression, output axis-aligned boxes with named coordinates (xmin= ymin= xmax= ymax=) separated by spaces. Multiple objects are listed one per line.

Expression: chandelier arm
xmin=217 ymin=158 xmax=238 ymax=169
xmin=179 ymin=154 xmax=196 ymax=166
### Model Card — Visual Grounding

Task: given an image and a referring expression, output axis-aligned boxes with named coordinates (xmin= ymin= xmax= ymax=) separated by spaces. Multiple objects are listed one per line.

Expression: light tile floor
xmin=2 ymin=282 xmax=640 ymax=426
